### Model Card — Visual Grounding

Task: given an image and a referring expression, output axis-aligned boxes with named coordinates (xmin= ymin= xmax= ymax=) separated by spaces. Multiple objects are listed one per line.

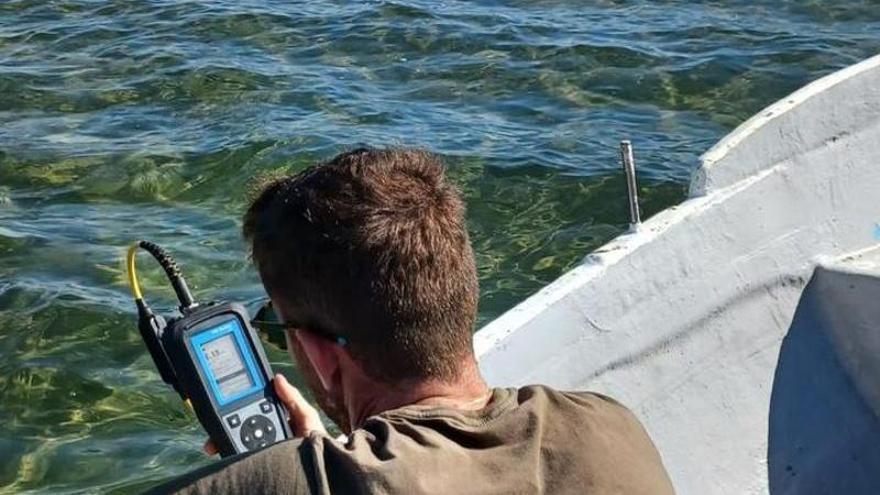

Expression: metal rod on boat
xmin=619 ymin=140 xmax=641 ymax=228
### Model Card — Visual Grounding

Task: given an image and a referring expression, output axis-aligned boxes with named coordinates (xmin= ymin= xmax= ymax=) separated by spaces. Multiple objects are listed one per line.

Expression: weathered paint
xmin=475 ymin=54 xmax=880 ymax=494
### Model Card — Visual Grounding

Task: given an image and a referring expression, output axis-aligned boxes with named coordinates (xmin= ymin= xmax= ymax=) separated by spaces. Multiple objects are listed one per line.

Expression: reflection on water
xmin=1 ymin=0 xmax=879 ymax=492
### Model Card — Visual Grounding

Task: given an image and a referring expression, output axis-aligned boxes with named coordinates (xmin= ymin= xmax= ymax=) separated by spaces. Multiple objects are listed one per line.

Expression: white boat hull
xmin=476 ymin=54 xmax=880 ymax=494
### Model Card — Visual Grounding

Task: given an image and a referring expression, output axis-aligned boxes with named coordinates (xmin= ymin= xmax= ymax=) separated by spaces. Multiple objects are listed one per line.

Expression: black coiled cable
xmin=126 ymin=240 xmax=196 ymax=311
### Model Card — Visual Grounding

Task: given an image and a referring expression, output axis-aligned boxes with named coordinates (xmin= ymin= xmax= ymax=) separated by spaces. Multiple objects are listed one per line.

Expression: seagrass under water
xmin=1 ymin=1 xmax=879 ymax=493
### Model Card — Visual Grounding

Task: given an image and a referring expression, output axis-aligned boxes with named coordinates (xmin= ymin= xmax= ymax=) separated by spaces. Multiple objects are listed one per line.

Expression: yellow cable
xmin=126 ymin=243 xmax=143 ymax=300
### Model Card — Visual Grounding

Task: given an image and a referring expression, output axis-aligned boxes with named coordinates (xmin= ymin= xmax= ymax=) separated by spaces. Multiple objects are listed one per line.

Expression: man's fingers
xmin=203 ymin=439 xmax=218 ymax=456
xmin=274 ymin=373 xmax=327 ymax=437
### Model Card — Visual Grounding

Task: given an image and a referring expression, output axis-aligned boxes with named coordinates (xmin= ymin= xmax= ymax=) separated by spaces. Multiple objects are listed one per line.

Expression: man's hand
xmin=273 ymin=373 xmax=327 ymax=437
xmin=202 ymin=373 xmax=327 ymax=456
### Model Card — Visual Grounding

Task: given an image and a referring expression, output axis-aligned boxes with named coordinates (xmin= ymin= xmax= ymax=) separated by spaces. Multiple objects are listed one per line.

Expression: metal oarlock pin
xmin=619 ymin=140 xmax=641 ymax=231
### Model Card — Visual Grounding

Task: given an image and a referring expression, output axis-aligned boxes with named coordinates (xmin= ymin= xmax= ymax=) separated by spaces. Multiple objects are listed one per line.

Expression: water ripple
xmin=1 ymin=0 xmax=879 ymax=492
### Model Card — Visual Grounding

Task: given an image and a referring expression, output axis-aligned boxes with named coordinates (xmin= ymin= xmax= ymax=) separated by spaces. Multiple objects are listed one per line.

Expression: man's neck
xmin=342 ymin=359 xmax=491 ymax=431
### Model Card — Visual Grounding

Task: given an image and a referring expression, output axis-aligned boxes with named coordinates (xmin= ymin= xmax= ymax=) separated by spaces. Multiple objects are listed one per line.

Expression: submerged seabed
xmin=1 ymin=1 xmax=878 ymax=493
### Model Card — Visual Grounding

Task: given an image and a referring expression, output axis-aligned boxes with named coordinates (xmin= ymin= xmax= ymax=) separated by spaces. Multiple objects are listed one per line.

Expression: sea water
xmin=1 ymin=1 xmax=879 ymax=492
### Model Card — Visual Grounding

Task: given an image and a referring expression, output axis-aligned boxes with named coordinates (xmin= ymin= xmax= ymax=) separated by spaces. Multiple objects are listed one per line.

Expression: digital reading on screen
xmin=193 ymin=319 xmax=263 ymax=404
xmin=202 ymin=333 xmax=255 ymax=399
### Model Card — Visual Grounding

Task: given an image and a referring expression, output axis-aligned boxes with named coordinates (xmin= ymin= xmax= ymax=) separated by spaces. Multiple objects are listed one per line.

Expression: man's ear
xmin=293 ymin=330 xmax=341 ymax=391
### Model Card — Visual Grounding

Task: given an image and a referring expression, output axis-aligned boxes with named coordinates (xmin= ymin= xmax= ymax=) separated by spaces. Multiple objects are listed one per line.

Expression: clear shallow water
xmin=1 ymin=1 xmax=878 ymax=492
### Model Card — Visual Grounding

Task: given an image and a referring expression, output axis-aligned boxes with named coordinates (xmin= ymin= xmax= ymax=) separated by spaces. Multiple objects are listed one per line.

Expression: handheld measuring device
xmin=126 ymin=241 xmax=291 ymax=457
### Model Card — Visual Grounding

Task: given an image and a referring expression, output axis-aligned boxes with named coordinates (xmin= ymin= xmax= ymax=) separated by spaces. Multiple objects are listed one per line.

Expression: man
xmin=149 ymin=148 xmax=674 ymax=494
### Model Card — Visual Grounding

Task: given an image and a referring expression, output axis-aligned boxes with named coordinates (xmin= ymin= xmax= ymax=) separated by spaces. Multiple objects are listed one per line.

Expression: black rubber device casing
xmin=162 ymin=302 xmax=292 ymax=457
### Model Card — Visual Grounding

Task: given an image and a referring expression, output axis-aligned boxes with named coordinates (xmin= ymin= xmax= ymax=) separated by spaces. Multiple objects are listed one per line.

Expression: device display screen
xmin=191 ymin=318 xmax=264 ymax=405
xmin=202 ymin=334 xmax=255 ymax=398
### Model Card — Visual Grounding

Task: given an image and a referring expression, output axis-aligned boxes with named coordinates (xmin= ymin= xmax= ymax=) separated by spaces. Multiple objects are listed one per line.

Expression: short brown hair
xmin=243 ymin=148 xmax=479 ymax=383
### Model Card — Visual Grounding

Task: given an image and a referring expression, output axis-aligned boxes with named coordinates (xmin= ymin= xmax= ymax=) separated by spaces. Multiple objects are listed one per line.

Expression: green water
xmin=1 ymin=1 xmax=879 ymax=492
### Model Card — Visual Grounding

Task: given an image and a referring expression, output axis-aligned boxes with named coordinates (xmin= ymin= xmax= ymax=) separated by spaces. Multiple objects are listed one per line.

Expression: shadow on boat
xmin=768 ymin=266 xmax=880 ymax=494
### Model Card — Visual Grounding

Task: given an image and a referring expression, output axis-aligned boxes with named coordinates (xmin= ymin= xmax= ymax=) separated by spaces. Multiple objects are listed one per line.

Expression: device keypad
xmin=223 ymin=399 xmax=284 ymax=453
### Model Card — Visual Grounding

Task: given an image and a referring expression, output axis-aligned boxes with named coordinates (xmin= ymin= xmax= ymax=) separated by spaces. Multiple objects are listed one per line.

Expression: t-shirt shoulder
xmin=144 ymin=439 xmax=314 ymax=495
xmin=511 ymin=384 xmax=633 ymax=415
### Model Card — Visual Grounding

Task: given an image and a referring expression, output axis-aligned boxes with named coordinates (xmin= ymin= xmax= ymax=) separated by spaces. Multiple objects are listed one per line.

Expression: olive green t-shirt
xmin=147 ymin=385 xmax=674 ymax=494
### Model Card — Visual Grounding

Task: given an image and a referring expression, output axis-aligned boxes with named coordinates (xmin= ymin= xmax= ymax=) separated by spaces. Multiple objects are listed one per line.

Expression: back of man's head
xmin=243 ymin=148 xmax=479 ymax=385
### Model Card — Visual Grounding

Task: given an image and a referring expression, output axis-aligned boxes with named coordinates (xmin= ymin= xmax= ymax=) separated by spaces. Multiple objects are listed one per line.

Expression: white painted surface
xmin=475 ymin=54 xmax=880 ymax=494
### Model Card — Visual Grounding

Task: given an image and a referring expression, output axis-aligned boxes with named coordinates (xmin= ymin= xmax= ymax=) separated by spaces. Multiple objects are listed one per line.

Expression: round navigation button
xmin=239 ymin=414 xmax=277 ymax=451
